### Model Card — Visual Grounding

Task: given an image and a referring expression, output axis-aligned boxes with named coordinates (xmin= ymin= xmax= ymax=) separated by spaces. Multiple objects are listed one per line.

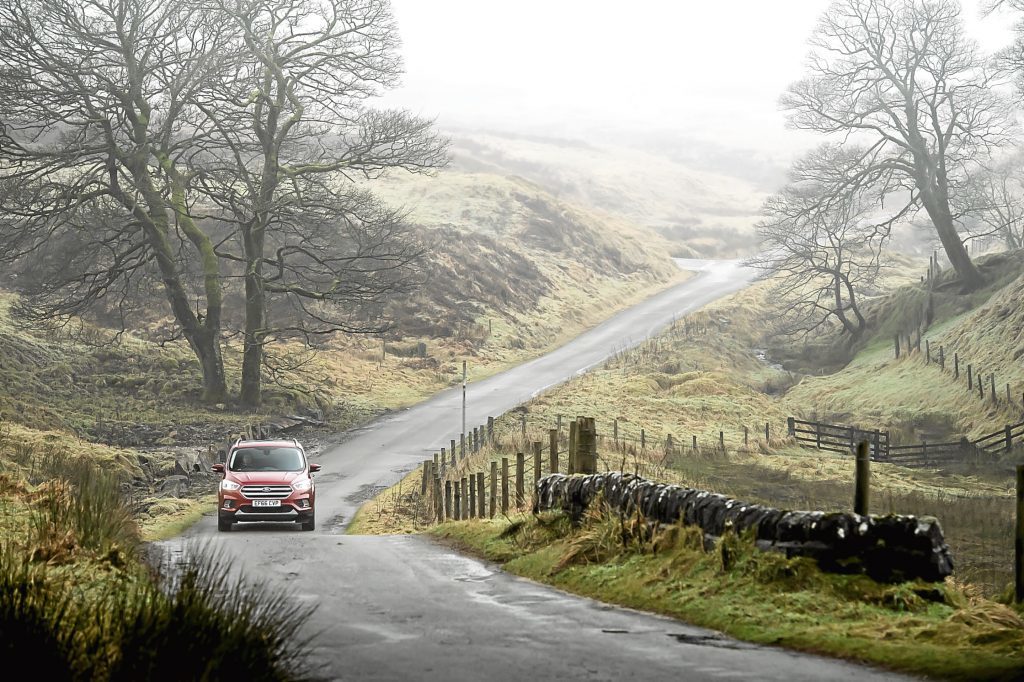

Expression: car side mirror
xmin=309 ymin=463 xmax=321 ymax=473
xmin=211 ymin=463 xmax=225 ymax=474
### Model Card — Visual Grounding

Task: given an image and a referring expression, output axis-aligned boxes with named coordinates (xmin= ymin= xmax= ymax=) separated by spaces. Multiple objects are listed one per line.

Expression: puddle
xmin=668 ymin=633 xmax=752 ymax=650
xmin=345 ymin=484 xmax=388 ymax=504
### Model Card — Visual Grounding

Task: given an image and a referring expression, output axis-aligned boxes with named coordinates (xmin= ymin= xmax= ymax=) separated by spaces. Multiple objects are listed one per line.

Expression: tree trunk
xmin=917 ymin=180 xmax=984 ymax=291
xmin=126 ymin=163 xmax=229 ymax=404
xmin=193 ymin=327 xmax=228 ymax=403
xmin=240 ymin=264 xmax=265 ymax=408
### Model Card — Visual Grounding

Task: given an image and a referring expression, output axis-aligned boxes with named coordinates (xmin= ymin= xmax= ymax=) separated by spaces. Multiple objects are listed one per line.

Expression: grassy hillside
xmin=784 ymin=250 xmax=1024 ymax=441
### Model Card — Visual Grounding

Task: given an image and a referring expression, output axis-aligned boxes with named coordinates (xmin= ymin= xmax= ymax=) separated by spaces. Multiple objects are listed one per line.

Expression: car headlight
xmin=292 ymin=479 xmax=312 ymax=492
xmin=220 ymin=480 xmax=241 ymax=491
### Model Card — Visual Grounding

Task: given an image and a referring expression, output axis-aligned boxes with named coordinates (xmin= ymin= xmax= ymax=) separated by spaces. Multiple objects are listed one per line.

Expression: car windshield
xmin=229 ymin=447 xmax=305 ymax=472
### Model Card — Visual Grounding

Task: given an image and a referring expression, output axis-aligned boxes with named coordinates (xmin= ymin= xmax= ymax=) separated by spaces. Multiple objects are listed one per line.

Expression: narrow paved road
xmin=166 ymin=260 xmax=913 ymax=681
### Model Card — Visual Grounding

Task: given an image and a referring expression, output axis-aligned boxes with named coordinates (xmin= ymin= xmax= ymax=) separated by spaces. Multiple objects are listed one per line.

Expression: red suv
xmin=211 ymin=438 xmax=321 ymax=532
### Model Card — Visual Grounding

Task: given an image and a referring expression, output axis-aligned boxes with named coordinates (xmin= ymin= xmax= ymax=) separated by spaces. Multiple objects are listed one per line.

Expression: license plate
xmin=252 ymin=500 xmax=281 ymax=507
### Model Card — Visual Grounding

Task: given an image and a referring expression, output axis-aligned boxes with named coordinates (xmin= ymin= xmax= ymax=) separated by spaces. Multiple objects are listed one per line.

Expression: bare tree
xmin=752 ymin=144 xmax=891 ymax=341
xmin=0 ymin=0 xmax=232 ymax=401
xmin=194 ymin=0 xmax=448 ymax=407
xmin=958 ymin=153 xmax=1024 ymax=249
xmin=783 ymin=0 xmax=1015 ymax=291
xmin=0 ymin=0 xmax=446 ymax=408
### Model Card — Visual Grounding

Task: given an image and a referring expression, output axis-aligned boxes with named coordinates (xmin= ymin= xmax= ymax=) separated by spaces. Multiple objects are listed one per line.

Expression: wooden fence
xmin=887 ymin=440 xmax=977 ymax=467
xmin=786 ymin=416 xmax=1024 ymax=468
xmin=974 ymin=420 xmax=1024 ymax=455
xmin=787 ymin=417 xmax=888 ymax=459
xmin=417 ymin=411 xmax=1024 ymax=523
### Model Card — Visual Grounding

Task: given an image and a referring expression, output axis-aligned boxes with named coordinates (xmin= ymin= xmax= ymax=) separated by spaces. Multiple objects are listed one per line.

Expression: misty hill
xmin=368 ymin=160 xmax=682 ymax=340
xmin=377 ymin=128 xmax=778 ymax=258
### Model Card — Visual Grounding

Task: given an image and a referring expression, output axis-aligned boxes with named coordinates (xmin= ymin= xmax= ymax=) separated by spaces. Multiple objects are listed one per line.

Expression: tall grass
xmin=28 ymin=452 xmax=139 ymax=563
xmin=103 ymin=546 xmax=317 ymax=681
xmin=1 ymin=453 xmax=319 ymax=680
xmin=0 ymin=547 xmax=82 ymax=679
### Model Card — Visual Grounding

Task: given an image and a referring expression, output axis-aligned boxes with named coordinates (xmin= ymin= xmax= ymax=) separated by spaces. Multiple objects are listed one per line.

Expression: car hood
xmin=230 ymin=472 xmax=304 ymax=484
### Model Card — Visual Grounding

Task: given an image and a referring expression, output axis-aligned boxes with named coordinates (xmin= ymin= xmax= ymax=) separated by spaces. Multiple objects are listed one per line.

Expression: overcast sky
xmin=379 ymin=0 xmax=1018 ymax=154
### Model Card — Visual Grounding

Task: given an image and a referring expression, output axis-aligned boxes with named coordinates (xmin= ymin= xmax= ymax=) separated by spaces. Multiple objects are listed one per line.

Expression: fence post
xmin=666 ymin=433 xmax=674 ymax=454
xmin=1007 ymin=425 xmax=1014 ymax=452
xmin=489 ymin=460 xmax=497 ymax=518
xmin=576 ymin=417 xmax=598 ymax=474
xmin=460 ymin=475 xmax=468 ymax=518
xmin=640 ymin=428 xmax=646 ymax=450
xmin=477 ymin=472 xmax=485 ymax=517
xmin=787 ymin=416 xmax=795 ymax=436
xmin=979 ymin=372 xmax=985 ymax=400
xmin=549 ymin=428 xmax=559 ymax=474
xmin=855 ymin=441 xmax=870 ymax=516
xmin=515 ymin=453 xmax=525 ymax=508
xmin=744 ymin=426 xmax=749 ymax=447
xmin=1016 ymin=464 xmax=1023 ymax=604
xmin=468 ymin=475 xmax=475 ymax=519
xmin=816 ymin=421 xmax=822 ymax=449
xmin=444 ymin=480 xmax=452 ymax=521
xmin=501 ymin=457 xmax=509 ymax=515
xmin=461 ymin=432 xmax=466 ymax=459
xmin=434 ymin=451 xmax=440 ymax=473
xmin=533 ymin=441 xmax=542 ymax=486
xmin=454 ymin=478 xmax=461 ymax=520
xmin=894 ymin=334 xmax=900 ymax=359
xmin=991 ymin=374 xmax=997 ymax=404
xmin=568 ymin=420 xmax=578 ymax=475
xmin=939 ymin=345 xmax=945 ymax=369
xmin=450 ymin=440 xmax=456 ymax=466
xmin=434 ymin=476 xmax=442 ymax=522
xmin=873 ymin=429 xmax=882 ymax=460
xmin=719 ymin=430 xmax=724 ymax=450
xmin=421 ymin=460 xmax=432 ymax=495
xmin=488 ymin=416 xmax=494 ymax=443
xmin=613 ymin=419 xmax=619 ymax=450
xmin=967 ymin=364 xmax=972 ymax=391
xmin=521 ymin=413 xmax=527 ymax=442
xmin=926 ymin=339 xmax=930 ymax=364
xmin=765 ymin=421 xmax=770 ymax=443
xmin=954 ymin=352 xmax=959 ymax=379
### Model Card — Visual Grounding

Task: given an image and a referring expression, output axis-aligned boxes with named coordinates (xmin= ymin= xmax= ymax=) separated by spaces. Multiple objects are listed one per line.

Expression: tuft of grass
xmin=28 ymin=452 xmax=140 ymax=565
xmin=101 ymin=545 xmax=317 ymax=681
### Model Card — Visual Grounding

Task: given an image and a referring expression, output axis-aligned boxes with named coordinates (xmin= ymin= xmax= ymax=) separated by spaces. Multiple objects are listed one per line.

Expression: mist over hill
xmin=371 ymin=127 xmax=779 ymax=259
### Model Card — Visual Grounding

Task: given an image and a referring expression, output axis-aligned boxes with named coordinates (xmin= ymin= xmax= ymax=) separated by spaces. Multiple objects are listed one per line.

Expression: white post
xmin=462 ymin=360 xmax=467 ymax=444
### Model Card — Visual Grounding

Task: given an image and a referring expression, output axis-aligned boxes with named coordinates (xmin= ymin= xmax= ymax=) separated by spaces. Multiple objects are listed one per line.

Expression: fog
xmin=380 ymin=0 xmax=1016 ymax=159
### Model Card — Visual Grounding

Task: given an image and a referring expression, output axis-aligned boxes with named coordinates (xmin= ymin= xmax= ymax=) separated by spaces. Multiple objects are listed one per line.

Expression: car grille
xmin=241 ymin=485 xmax=292 ymax=500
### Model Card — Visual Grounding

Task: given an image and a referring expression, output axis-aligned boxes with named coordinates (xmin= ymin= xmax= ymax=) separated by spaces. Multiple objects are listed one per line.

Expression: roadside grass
xmin=0 ymin=452 xmax=317 ymax=680
xmin=429 ymin=511 xmax=1024 ymax=682
xmin=136 ymin=496 xmax=215 ymax=543
xmin=346 ymin=476 xmax=431 ymax=535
